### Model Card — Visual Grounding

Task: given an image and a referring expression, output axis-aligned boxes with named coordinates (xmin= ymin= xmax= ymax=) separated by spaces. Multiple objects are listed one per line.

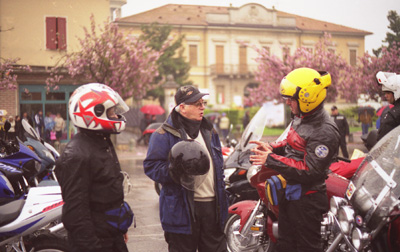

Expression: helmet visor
xmin=280 ymin=78 xmax=298 ymax=97
xmin=114 ymin=93 xmax=130 ymax=115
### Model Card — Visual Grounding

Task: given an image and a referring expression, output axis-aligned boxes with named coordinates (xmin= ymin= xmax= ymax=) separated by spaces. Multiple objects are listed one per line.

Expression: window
xmin=189 ymin=45 xmax=198 ymax=66
xmin=239 ymin=46 xmax=247 ymax=74
xmin=216 ymin=45 xmax=224 ymax=74
xmin=216 ymin=85 xmax=225 ymax=104
xmin=349 ymin=49 xmax=357 ymax=66
xmin=262 ymin=46 xmax=270 ymax=56
xmin=282 ymin=47 xmax=290 ymax=62
xmin=46 ymin=17 xmax=67 ymax=50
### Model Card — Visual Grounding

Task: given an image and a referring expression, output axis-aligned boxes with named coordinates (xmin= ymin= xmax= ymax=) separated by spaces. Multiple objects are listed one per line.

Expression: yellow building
xmin=117 ymin=3 xmax=371 ymax=108
xmin=0 ymin=0 xmax=126 ymax=140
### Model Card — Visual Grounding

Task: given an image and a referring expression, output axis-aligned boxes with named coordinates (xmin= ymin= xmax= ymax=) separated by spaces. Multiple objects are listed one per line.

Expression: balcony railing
xmin=210 ymin=64 xmax=258 ymax=76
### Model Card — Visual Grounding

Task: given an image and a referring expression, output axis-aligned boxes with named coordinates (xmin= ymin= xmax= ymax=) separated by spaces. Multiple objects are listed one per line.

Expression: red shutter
xmin=57 ymin=17 xmax=67 ymax=50
xmin=46 ymin=17 xmax=57 ymax=50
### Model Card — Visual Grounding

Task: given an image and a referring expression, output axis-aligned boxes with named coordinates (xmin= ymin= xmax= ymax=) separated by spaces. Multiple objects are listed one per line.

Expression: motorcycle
xmin=0 ymin=157 xmax=68 ymax=251
xmin=224 ymin=123 xmax=400 ymax=251
xmin=322 ymin=126 xmax=400 ymax=251
xmin=224 ymin=102 xmax=290 ymax=205
xmin=20 ymin=119 xmax=59 ymax=186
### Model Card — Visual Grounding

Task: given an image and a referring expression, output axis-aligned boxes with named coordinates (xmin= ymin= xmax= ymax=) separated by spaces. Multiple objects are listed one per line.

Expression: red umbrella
xmin=140 ymin=104 xmax=165 ymax=115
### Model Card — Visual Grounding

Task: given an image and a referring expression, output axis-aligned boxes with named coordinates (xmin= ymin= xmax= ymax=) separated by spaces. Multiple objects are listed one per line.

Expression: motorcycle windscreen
xmin=348 ymin=125 xmax=400 ymax=230
xmin=224 ymin=102 xmax=289 ymax=169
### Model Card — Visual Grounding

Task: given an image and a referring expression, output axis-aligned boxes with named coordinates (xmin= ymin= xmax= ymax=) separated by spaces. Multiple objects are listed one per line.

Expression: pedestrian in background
xmin=242 ymin=110 xmax=250 ymax=130
xmin=54 ymin=113 xmax=65 ymax=142
xmin=34 ymin=110 xmax=44 ymax=138
xmin=144 ymin=85 xmax=228 ymax=252
xmin=15 ymin=115 xmax=24 ymax=140
xmin=0 ymin=113 xmax=6 ymax=140
xmin=22 ymin=112 xmax=33 ymax=127
xmin=358 ymin=106 xmax=374 ymax=136
xmin=44 ymin=112 xmax=55 ymax=143
xmin=219 ymin=112 xmax=230 ymax=139
xmin=330 ymin=106 xmax=350 ymax=158
xmin=7 ymin=116 xmax=16 ymax=141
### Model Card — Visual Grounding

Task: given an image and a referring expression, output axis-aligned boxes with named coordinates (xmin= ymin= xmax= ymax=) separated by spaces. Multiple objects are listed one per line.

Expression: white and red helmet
xmin=376 ymin=71 xmax=400 ymax=101
xmin=69 ymin=83 xmax=129 ymax=133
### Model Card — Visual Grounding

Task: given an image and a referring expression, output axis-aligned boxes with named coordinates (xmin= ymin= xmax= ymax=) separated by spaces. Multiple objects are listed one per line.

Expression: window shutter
xmin=46 ymin=17 xmax=57 ymax=50
xmin=57 ymin=17 xmax=67 ymax=50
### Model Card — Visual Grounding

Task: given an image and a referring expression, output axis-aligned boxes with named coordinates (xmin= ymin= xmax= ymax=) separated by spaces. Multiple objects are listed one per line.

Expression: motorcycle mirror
xmin=21 ymin=119 xmax=41 ymax=141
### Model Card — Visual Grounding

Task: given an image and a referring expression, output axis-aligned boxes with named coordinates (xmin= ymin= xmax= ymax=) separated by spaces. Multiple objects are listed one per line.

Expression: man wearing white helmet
xmin=376 ymin=71 xmax=400 ymax=141
xmin=55 ymin=83 xmax=133 ymax=252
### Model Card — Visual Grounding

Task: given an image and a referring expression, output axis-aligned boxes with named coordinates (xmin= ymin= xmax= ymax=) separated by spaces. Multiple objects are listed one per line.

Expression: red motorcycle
xmin=224 ymin=124 xmax=400 ymax=252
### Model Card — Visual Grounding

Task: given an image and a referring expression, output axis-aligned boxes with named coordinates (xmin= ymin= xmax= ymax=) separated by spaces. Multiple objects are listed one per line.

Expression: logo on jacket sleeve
xmin=315 ymin=145 xmax=329 ymax=158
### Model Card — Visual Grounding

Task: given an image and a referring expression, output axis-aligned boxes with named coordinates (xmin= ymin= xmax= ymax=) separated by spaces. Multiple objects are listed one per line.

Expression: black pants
xmin=275 ymin=191 xmax=328 ymax=252
xmin=339 ymin=135 xmax=349 ymax=158
xmin=165 ymin=201 xmax=227 ymax=252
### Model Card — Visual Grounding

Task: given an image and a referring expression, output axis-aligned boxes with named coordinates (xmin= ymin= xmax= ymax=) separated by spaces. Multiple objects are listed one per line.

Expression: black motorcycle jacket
xmin=55 ymin=129 xmax=125 ymax=251
xmin=377 ymin=99 xmax=400 ymax=141
xmin=266 ymin=106 xmax=340 ymax=192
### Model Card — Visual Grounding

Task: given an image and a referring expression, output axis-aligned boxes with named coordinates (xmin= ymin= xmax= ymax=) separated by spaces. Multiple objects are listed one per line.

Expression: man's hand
xmin=249 ymin=140 xmax=272 ymax=165
xmin=124 ymin=232 xmax=129 ymax=243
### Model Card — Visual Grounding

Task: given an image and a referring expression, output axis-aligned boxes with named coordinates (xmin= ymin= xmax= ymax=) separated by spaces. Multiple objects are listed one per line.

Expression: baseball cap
xmin=175 ymin=85 xmax=208 ymax=105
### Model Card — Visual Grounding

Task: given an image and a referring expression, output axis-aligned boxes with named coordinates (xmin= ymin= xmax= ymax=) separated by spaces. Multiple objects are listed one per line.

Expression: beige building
xmin=0 ymin=0 xmax=126 ymax=140
xmin=117 ymin=3 xmax=371 ymax=109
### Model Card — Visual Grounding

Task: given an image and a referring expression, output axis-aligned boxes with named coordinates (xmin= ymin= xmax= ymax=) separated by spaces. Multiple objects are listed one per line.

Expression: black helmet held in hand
xmin=168 ymin=140 xmax=210 ymax=191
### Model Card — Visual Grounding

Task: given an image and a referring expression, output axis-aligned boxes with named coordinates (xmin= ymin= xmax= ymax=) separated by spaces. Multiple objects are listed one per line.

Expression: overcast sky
xmin=121 ymin=0 xmax=400 ymax=54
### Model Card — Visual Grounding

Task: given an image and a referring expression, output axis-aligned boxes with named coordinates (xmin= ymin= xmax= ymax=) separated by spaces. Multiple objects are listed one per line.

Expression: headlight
xmin=246 ymin=165 xmax=260 ymax=182
xmin=34 ymin=160 xmax=41 ymax=173
xmin=330 ymin=196 xmax=348 ymax=215
xmin=338 ymin=206 xmax=355 ymax=234
xmin=352 ymin=227 xmax=369 ymax=250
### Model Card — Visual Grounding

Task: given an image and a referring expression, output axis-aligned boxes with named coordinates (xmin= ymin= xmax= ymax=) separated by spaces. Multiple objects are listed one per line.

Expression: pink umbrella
xmin=140 ymin=104 xmax=165 ymax=115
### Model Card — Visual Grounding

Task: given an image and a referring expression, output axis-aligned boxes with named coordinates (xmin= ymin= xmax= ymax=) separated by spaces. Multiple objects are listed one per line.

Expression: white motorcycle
xmin=0 ymin=162 xmax=68 ymax=251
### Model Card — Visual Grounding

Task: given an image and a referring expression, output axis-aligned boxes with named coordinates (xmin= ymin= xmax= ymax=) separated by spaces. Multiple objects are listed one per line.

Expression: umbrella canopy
xmin=140 ymin=104 xmax=165 ymax=115
xmin=357 ymin=106 xmax=375 ymax=116
xmin=0 ymin=110 xmax=7 ymax=116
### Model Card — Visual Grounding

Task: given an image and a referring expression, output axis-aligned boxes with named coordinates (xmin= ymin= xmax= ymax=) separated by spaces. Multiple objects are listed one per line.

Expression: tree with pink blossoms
xmin=248 ymin=33 xmax=354 ymax=106
xmin=355 ymin=42 xmax=400 ymax=100
xmin=0 ymin=58 xmax=31 ymax=90
xmin=47 ymin=15 xmax=162 ymax=100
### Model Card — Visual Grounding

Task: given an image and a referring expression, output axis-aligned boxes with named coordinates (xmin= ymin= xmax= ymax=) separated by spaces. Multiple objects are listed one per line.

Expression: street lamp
xmin=162 ymin=75 xmax=179 ymax=115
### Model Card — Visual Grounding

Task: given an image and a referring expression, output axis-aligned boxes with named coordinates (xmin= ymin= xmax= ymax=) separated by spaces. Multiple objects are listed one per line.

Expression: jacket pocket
xmin=160 ymin=194 xmax=189 ymax=227
xmin=285 ymin=184 xmax=302 ymax=201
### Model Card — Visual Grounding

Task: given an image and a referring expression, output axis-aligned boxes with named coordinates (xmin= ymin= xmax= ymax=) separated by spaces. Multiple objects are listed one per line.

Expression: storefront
xmin=19 ymin=84 xmax=80 ymax=142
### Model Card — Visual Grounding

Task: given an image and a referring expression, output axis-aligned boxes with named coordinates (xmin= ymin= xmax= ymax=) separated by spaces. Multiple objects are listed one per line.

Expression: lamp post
xmin=162 ymin=75 xmax=179 ymax=115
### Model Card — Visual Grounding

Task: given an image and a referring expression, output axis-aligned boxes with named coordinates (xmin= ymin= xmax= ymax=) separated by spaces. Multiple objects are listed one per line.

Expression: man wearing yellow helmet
xmin=250 ymin=67 xmax=340 ymax=252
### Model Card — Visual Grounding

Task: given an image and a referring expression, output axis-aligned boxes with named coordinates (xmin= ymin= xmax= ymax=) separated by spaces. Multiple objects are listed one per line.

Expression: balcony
xmin=210 ymin=64 xmax=258 ymax=78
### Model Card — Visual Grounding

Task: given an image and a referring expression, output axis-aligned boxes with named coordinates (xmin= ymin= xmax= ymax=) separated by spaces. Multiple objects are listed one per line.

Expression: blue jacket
xmin=143 ymin=113 xmax=228 ymax=234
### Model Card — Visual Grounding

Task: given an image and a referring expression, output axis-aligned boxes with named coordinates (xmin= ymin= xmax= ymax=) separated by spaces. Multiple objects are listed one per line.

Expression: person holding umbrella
xmin=376 ymin=71 xmax=400 ymax=141
xmin=358 ymin=106 xmax=374 ymax=136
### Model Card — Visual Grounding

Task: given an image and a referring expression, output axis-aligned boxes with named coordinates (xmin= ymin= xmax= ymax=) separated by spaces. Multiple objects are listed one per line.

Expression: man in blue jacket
xmin=143 ymin=85 xmax=228 ymax=252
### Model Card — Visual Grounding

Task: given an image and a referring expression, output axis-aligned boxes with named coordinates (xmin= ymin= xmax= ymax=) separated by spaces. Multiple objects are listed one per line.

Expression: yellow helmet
xmin=280 ymin=67 xmax=331 ymax=113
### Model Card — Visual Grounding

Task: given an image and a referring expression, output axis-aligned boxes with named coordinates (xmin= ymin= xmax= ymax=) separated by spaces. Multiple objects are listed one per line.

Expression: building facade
xmin=0 ymin=0 xmax=126 ymax=141
xmin=117 ymin=3 xmax=371 ymax=109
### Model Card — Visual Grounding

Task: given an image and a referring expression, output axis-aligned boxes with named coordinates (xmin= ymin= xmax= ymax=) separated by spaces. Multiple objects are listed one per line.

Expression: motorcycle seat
xmin=0 ymin=199 xmax=25 ymax=226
